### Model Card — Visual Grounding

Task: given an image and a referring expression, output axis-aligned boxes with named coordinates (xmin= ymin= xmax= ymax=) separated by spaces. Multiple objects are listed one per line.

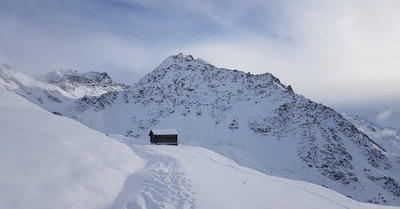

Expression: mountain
xmin=0 ymin=64 xmax=126 ymax=115
xmin=1 ymin=54 xmax=400 ymax=206
xmin=342 ymin=113 xmax=400 ymax=165
xmin=1 ymin=87 xmax=397 ymax=209
xmin=35 ymin=69 xmax=127 ymax=98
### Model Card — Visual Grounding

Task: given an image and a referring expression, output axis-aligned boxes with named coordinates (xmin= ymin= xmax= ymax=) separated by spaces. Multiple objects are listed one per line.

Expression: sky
xmin=1 ymin=0 xmax=399 ymax=129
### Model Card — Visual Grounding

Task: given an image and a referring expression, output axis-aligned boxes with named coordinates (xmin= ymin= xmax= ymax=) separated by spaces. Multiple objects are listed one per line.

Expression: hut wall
xmin=155 ymin=135 xmax=178 ymax=145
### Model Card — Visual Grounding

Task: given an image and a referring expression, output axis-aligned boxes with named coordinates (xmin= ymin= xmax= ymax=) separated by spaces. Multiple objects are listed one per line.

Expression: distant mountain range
xmin=1 ymin=54 xmax=399 ymax=206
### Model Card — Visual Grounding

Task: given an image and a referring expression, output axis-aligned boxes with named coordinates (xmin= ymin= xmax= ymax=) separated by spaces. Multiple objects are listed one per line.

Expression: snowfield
xmin=2 ymin=56 xmax=400 ymax=205
xmin=120 ymin=144 xmax=399 ymax=209
xmin=0 ymin=88 xmax=145 ymax=209
xmin=1 ymin=88 xmax=399 ymax=209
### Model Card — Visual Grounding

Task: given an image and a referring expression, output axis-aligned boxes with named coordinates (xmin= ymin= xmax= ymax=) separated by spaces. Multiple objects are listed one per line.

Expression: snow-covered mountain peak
xmin=172 ymin=53 xmax=194 ymax=61
xmin=2 ymin=55 xmax=400 ymax=206
xmin=0 ymin=65 xmax=129 ymax=118
xmin=33 ymin=69 xmax=126 ymax=98
xmin=149 ymin=54 xmax=289 ymax=94
xmin=2 ymin=86 xmax=396 ymax=209
xmin=155 ymin=53 xmax=214 ymax=72
xmin=37 ymin=69 xmax=118 ymax=88
xmin=120 ymin=54 xmax=296 ymax=131
xmin=136 ymin=54 xmax=289 ymax=94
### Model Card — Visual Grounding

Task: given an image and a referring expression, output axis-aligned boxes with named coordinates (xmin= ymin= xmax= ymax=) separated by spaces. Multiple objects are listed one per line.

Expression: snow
xmin=1 ymin=88 xmax=399 ymax=209
xmin=35 ymin=69 xmax=124 ymax=98
xmin=342 ymin=113 xmax=400 ymax=157
xmin=110 ymin=142 xmax=400 ymax=209
xmin=151 ymin=129 xmax=179 ymax=135
xmin=0 ymin=66 xmax=123 ymax=100
xmin=2 ymin=55 xmax=400 ymax=206
xmin=0 ymin=88 xmax=145 ymax=209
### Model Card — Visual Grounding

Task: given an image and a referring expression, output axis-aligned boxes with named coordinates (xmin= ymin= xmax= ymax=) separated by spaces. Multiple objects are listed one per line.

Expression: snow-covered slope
xmin=1 ymin=54 xmax=400 ymax=206
xmin=36 ymin=69 xmax=126 ymax=98
xmin=0 ymin=88 xmax=145 ymax=209
xmin=342 ymin=113 xmax=400 ymax=157
xmin=63 ymin=54 xmax=400 ymax=205
xmin=110 ymin=141 xmax=400 ymax=209
xmin=2 ymin=87 xmax=398 ymax=209
xmin=0 ymin=64 xmax=126 ymax=115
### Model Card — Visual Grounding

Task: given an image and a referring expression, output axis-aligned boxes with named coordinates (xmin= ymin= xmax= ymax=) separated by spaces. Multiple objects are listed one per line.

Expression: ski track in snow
xmin=124 ymin=146 xmax=196 ymax=209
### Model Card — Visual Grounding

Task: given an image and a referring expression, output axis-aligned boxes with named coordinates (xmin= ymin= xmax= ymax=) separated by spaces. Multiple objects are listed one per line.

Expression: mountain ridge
xmin=2 ymin=86 xmax=396 ymax=209
xmin=1 ymin=54 xmax=400 ymax=206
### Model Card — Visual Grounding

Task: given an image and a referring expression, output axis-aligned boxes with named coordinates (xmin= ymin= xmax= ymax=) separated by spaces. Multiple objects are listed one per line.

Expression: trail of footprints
xmin=126 ymin=156 xmax=196 ymax=209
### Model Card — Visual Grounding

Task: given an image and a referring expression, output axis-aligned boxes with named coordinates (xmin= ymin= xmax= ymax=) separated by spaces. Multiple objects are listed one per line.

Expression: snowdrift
xmin=0 ymin=88 xmax=145 ymax=209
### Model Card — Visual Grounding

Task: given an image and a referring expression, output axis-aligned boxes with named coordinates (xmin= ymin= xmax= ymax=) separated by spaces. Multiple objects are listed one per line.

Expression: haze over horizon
xmin=1 ymin=0 xmax=399 ymax=129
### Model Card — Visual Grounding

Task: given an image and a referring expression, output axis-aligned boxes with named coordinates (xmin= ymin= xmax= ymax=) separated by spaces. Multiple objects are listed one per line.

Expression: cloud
xmin=377 ymin=110 xmax=392 ymax=122
xmin=374 ymin=103 xmax=400 ymax=129
xmin=381 ymin=129 xmax=396 ymax=137
xmin=1 ymin=0 xmax=400 ymax=127
xmin=171 ymin=1 xmax=400 ymax=106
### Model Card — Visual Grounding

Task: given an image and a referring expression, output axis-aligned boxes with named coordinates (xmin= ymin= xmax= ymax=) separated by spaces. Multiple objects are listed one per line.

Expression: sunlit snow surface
xmin=0 ymin=89 xmax=145 ymax=209
xmin=1 ymin=88 xmax=398 ymax=209
xmin=115 ymin=144 xmax=399 ymax=209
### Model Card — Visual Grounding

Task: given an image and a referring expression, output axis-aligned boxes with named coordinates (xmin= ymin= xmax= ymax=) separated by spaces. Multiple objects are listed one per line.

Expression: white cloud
xmin=381 ymin=128 xmax=396 ymax=137
xmin=170 ymin=0 xmax=400 ymax=107
xmin=374 ymin=103 xmax=400 ymax=129
xmin=0 ymin=15 xmax=160 ymax=80
xmin=377 ymin=110 xmax=392 ymax=122
xmin=1 ymin=0 xmax=400 ymax=127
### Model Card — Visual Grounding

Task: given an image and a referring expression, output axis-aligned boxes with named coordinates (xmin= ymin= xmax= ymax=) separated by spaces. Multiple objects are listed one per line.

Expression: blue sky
xmin=1 ymin=0 xmax=399 ymax=129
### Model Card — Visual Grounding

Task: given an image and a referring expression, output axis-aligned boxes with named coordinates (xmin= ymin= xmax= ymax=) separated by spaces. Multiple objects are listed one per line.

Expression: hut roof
xmin=150 ymin=129 xmax=178 ymax=135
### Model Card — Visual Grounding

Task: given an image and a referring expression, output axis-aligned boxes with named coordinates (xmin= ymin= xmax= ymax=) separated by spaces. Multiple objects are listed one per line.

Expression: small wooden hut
xmin=149 ymin=129 xmax=178 ymax=145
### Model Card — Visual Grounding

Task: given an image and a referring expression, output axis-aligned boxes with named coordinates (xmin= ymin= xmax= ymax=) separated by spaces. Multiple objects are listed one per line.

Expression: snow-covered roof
xmin=150 ymin=129 xmax=178 ymax=135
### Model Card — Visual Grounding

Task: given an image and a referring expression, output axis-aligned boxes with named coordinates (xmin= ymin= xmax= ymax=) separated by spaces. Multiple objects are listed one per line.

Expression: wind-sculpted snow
xmin=0 ymin=88 xmax=145 ymax=209
xmin=1 ymin=54 xmax=400 ymax=206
